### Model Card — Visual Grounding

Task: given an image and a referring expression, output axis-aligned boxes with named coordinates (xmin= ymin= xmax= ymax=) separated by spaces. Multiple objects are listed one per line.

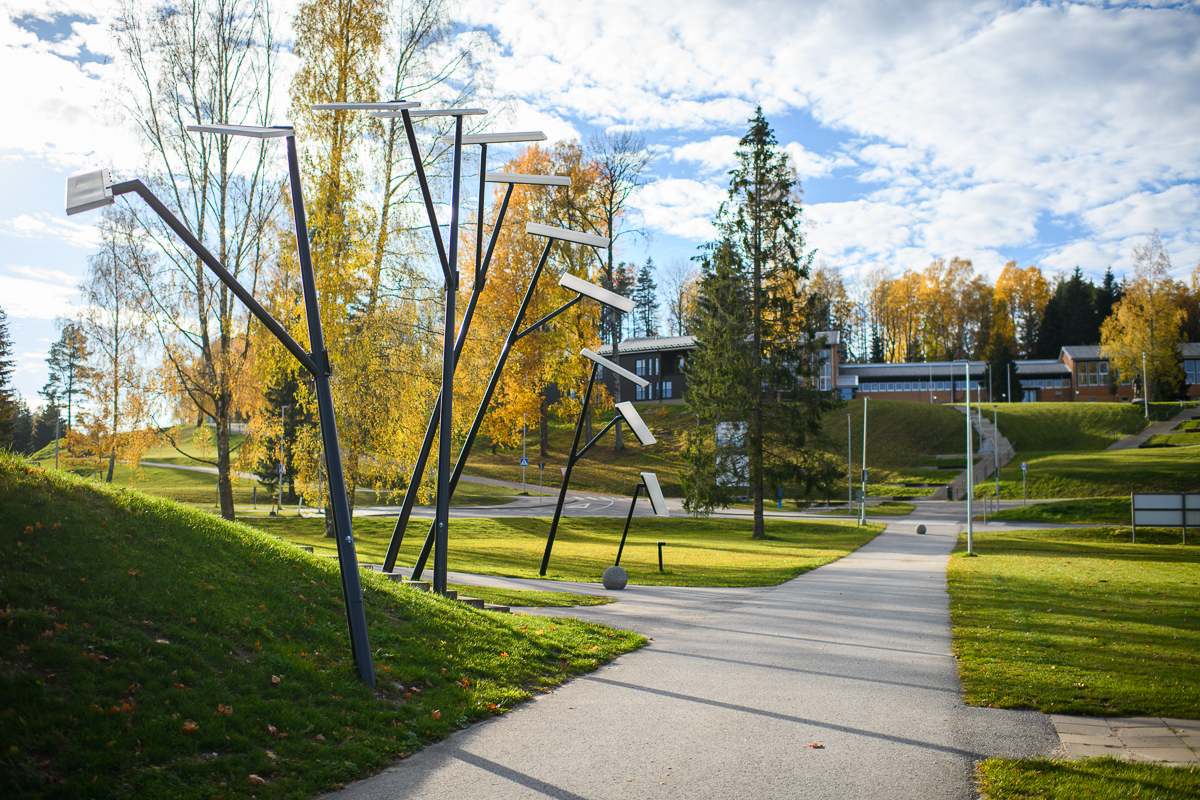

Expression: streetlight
xmin=614 ymin=471 xmax=669 ymax=567
xmin=540 ymin=347 xmax=656 ymax=575
xmin=846 ymin=413 xmax=852 ymax=516
xmin=1142 ymin=351 xmax=1148 ymax=418
xmin=396 ymin=226 xmax=632 ymax=581
xmin=277 ymin=404 xmax=290 ymax=515
xmin=67 ymin=118 xmax=382 ymax=687
xmin=957 ymin=359 xmax=974 ymax=556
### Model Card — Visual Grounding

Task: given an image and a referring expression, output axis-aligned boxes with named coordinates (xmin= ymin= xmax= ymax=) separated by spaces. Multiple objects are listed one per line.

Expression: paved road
xmin=328 ymin=517 xmax=1057 ymax=800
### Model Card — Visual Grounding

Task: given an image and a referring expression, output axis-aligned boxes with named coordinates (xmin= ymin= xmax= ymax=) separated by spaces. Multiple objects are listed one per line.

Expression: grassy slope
xmin=0 ymin=454 xmax=643 ymax=799
xmin=246 ymin=515 xmax=884 ymax=588
xmin=980 ymin=402 xmax=1200 ymax=499
xmin=976 ymin=758 xmax=1200 ymax=800
xmin=464 ymin=400 xmax=971 ymax=499
xmin=948 ymin=527 xmax=1200 ymax=717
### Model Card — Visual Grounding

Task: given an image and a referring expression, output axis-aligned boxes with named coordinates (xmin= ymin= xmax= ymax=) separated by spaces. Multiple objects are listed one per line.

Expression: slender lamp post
xmin=961 ymin=360 xmax=974 ymax=555
xmin=615 ymin=471 xmax=669 ymax=567
xmin=860 ymin=396 xmax=868 ymax=523
xmin=541 ymin=348 xmax=655 ymax=575
xmin=66 ymin=118 xmax=387 ymax=686
xmin=402 ymin=227 xmax=632 ymax=581
xmin=1142 ymin=351 xmax=1148 ymax=418
xmin=278 ymin=404 xmax=290 ymax=514
xmin=846 ymin=413 xmax=852 ymax=516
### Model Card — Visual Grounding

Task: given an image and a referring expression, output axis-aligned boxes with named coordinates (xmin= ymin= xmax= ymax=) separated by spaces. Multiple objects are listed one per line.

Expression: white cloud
xmin=633 ymin=177 xmax=724 ymax=241
xmin=670 ymin=135 xmax=739 ymax=175
xmin=782 ymin=142 xmax=853 ymax=180
xmin=0 ymin=268 xmax=79 ymax=319
xmin=1 ymin=212 xmax=99 ymax=249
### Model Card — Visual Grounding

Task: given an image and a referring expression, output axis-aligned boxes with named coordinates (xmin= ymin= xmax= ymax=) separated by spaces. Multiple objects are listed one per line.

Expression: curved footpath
xmin=330 ymin=514 xmax=1057 ymax=799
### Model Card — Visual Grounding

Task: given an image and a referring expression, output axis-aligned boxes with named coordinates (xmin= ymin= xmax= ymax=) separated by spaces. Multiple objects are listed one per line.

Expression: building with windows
xmin=598 ymin=333 xmax=1198 ymax=405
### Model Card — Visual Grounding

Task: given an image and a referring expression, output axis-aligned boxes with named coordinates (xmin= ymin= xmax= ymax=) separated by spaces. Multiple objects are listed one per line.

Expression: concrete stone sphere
xmin=916 ymin=524 xmax=927 ymax=535
xmin=602 ymin=565 xmax=628 ymax=590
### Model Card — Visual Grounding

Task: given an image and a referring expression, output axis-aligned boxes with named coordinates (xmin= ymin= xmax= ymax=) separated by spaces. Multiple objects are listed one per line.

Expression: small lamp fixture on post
xmin=614 ymin=471 xmax=669 ymax=567
xmin=540 ymin=348 xmax=656 ymax=576
xmin=67 ymin=119 xmax=381 ymax=686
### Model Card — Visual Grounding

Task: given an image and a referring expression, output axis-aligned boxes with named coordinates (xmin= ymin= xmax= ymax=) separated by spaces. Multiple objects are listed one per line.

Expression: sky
xmin=2 ymin=0 xmax=1199 ymax=403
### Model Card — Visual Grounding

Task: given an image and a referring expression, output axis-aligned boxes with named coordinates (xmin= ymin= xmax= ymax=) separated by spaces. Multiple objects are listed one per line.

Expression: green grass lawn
xmin=1144 ymin=431 xmax=1200 ymax=448
xmin=979 ymin=401 xmax=1188 ymax=453
xmin=976 ymin=758 xmax=1200 ymax=800
xmin=948 ymin=527 xmax=1200 ymax=717
xmin=466 ymin=400 xmax=972 ymax=501
xmin=987 ymin=498 xmax=1132 ymax=525
xmin=244 ymin=514 xmax=883 ymax=588
xmin=985 ymin=447 xmax=1200 ymax=499
xmin=0 ymin=454 xmax=644 ymax=799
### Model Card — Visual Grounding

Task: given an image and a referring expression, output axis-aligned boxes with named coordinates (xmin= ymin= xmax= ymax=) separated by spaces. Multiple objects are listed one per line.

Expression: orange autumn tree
xmin=467 ymin=142 xmax=606 ymax=458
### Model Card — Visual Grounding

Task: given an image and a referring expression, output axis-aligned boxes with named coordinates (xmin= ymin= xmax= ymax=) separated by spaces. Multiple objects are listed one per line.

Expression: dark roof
xmin=1061 ymin=345 xmax=1103 ymax=360
xmin=839 ymin=361 xmax=986 ymax=379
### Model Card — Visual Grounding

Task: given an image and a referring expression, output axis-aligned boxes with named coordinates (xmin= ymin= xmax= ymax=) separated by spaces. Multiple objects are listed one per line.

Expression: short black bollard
xmin=657 ymin=541 xmax=665 ymax=572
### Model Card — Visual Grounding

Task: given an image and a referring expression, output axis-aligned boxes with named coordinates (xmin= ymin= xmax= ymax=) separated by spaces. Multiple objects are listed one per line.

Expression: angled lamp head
xmin=560 ymin=273 xmax=635 ymax=314
xmin=615 ymin=401 xmax=656 ymax=446
xmin=447 ymin=131 xmax=547 ymax=145
xmin=485 ymin=172 xmax=570 ymax=187
xmin=640 ymin=471 xmax=669 ymax=516
xmin=66 ymin=169 xmax=114 ymax=216
xmin=526 ymin=222 xmax=609 ymax=249
xmin=581 ymin=348 xmax=647 ymax=389
xmin=311 ymin=101 xmax=421 ymax=111
xmin=186 ymin=124 xmax=294 ymax=138
xmin=371 ymin=107 xmax=487 ymax=119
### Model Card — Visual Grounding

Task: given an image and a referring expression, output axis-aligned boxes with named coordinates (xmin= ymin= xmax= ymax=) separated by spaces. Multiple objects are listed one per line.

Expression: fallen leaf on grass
xmin=248 ymin=775 xmax=266 ymax=785
xmin=182 ymin=721 xmax=199 ymax=734
xmin=271 ymin=675 xmax=281 ymax=685
xmin=217 ymin=704 xmax=233 ymax=716
xmin=431 ymin=710 xmax=441 ymax=720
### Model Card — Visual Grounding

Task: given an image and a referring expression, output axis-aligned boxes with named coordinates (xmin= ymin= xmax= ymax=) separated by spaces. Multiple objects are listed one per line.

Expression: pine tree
xmin=0 ymin=306 xmax=15 ymax=448
xmin=10 ymin=398 xmax=33 ymax=455
xmin=1035 ymin=267 xmax=1100 ymax=358
xmin=41 ymin=321 xmax=91 ymax=434
xmin=633 ymin=258 xmax=660 ymax=338
xmin=253 ymin=373 xmax=311 ymax=505
xmin=682 ymin=108 xmax=840 ymax=535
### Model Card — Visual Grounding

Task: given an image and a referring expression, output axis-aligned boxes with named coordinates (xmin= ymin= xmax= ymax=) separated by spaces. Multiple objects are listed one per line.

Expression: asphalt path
xmin=328 ymin=513 xmax=1058 ymax=800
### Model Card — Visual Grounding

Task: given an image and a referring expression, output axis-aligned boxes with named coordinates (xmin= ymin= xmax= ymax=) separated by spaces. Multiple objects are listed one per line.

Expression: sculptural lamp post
xmin=399 ymin=225 xmax=636 ymax=582
xmin=64 ymin=118 xmax=389 ymax=687
xmin=540 ymin=348 xmax=657 ymax=576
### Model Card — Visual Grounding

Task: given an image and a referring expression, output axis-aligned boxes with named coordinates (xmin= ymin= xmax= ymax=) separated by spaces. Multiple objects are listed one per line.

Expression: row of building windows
xmin=634 ymin=357 xmax=660 ymax=377
xmin=1077 ymin=361 xmax=1109 ymax=386
xmin=1020 ymin=378 xmax=1069 ymax=389
xmin=1186 ymin=360 xmax=1199 ymax=385
xmin=634 ymin=380 xmax=673 ymax=400
xmin=861 ymin=380 xmax=981 ymax=393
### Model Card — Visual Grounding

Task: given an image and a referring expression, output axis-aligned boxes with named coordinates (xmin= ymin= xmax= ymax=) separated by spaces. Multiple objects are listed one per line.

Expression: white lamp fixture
xmin=615 ymin=402 xmax=657 ymax=446
xmin=526 ymin=222 xmax=609 ymax=249
xmin=66 ymin=169 xmax=114 ymax=216
xmin=640 ymin=471 xmax=669 ymax=516
xmin=561 ymin=273 xmax=635 ymax=314
xmin=447 ymin=131 xmax=547 ymax=145
xmin=186 ymin=124 xmax=294 ymax=138
xmin=486 ymin=173 xmax=570 ymax=187
xmin=370 ymin=108 xmax=487 ymax=119
xmin=581 ymin=348 xmax=647 ymax=389
xmin=311 ymin=101 xmax=421 ymax=111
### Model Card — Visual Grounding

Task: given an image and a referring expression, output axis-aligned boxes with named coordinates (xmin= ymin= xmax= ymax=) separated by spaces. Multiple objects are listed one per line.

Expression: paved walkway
xmin=1106 ymin=405 xmax=1196 ymax=450
xmin=328 ymin=519 xmax=1057 ymax=800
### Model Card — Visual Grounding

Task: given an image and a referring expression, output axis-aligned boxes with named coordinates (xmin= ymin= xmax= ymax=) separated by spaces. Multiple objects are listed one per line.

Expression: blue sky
xmin=2 ymin=0 xmax=1199 ymax=402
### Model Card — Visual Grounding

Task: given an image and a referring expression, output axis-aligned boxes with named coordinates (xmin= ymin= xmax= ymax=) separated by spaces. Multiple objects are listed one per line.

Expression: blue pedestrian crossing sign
xmin=519 ymin=457 xmax=529 ymax=466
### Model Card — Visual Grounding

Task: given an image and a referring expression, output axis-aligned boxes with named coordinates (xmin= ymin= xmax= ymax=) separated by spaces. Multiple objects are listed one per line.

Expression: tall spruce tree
xmin=682 ymin=108 xmax=840 ymax=536
xmin=0 ymin=306 xmax=15 ymax=447
xmin=41 ymin=321 xmax=91 ymax=434
xmin=1035 ymin=267 xmax=1100 ymax=358
xmin=633 ymin=258 xmax=660 ymax=337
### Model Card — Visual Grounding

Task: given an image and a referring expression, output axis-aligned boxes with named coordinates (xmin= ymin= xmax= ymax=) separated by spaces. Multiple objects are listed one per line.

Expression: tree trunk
xmin=750 ymin=154 xmax=765 ymax=540
xmin=106 ymin=449 xmax=116 ymax=483
xmin=215 ymin=407 xmax=235 ymax=521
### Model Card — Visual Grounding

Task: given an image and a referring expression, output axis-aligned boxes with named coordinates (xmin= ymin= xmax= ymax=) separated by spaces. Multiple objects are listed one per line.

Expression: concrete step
xmin=458 ymin=596 xmax=485 ymax=609
xmin=404 ymin=580 xmax=431 ymax=592
xmin=484 ymin=603 xmax=511 ymax=614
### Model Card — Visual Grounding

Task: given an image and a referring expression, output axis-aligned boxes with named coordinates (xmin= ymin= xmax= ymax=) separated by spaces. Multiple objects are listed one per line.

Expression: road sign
xmin=1021 ymin=462 xmax=1027 ymax=472
xmin=519 ymin=457 xmax=529 ymax=466
xmin=539 ymin=462 xmax=546 ymax=470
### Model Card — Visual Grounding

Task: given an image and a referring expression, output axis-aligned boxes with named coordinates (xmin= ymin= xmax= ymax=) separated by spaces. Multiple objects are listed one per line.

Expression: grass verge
xmin=0 ymin=454 xmax=644 ymax=799
xmin=987 ymin=498 xmax=1132 ymax=525
xmin=446 ymin=585 xmax=613 ymax=608
xmin=947 ymin=527 xmax=1200 ymax=717
xmin=245 ymin=515 xmax=883 ymax=588
xmin=976 ymin=757 xmax=1200 ymax=800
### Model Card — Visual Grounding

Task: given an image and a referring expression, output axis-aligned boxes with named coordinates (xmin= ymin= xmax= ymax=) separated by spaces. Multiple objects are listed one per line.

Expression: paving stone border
xmin=1051 ymin=715 xmax=1199 ymax=764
